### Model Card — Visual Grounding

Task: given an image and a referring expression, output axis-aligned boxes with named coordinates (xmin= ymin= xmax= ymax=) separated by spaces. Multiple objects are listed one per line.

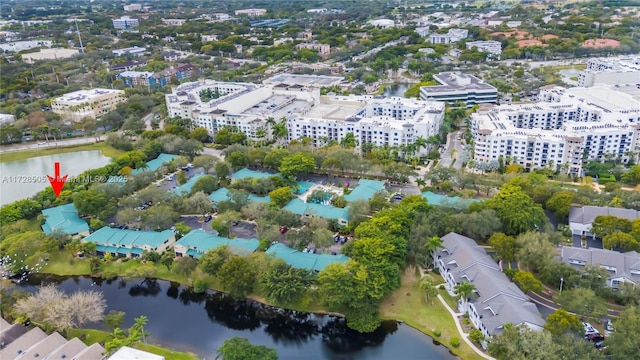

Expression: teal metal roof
xmin=295 ymin=181 xmax=314 ymax=194
xmin=41 ymin=203 xmax=90 ymax=235
xmin=421 ymin=191 xmax=479 ymax=210
xmin=283 ymin=198 xmax=350 ymax=220
xmin=130 ymin=248 xmax=144 ymax=255
xmin=209 ymin=188 xmax=229 ymax=202
xmin=343 ymin=179 xmax=386 ymax=202
xmin=232 ymin=168 xmax=280 ymax=180
xmin=266 ymin=243 xmax=350 ymax=272
xmin=209 ymin=188 xmax=270 ymax=203
xmin=116 ymin=247 xmax=130 ymax=255
xmin=175 ymin=229 xmax=259 ymax=258
xmin=102 ymin=246 xmax=119 ymax=254
xmin=172 ymin=173 xmax=205 ymax=196
xmin=83 ymin=227 xmax=174 ymax=249
xmin=132 ymin=153 xmax=179 ymax=175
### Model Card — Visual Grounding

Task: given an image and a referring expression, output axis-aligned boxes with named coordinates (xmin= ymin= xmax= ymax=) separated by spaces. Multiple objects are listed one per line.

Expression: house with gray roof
xmin=560 ymin=246 xmax=640 ymax=288
xmin=569 ymin=206 xmax=640 ymax=237
xmin=434 ymin=232 xmax=544 ymax=340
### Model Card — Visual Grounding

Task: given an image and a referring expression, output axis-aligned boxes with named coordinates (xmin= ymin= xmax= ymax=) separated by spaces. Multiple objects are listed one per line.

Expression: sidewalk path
xmin=436 ymin=293 xmax=496 ymax=360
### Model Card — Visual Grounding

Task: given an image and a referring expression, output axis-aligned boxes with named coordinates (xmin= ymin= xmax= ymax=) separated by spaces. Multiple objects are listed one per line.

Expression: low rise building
xmin=560 ymin=246 xmax=640 ymax=288
xmin=579 ymin=56 xmax=640 ymax=87
xmin=163 ymin=50 xmax=183 ymax=61
xmin=131 ymin=153 xmax=178 ymax=175
xmin=174 ymin=229 xmax=259 ymax=258
xmin=428 ymin=28 xmax=468 ymax=44
xmin=123 ymin=4 xmax=142 ymax=11
xmin=41 ymin=203 xmax=90 ymax=237
xmin=84 ymin=227 xmax=176 ymax=258
xmin=420 ymin=72 xmax=498 ymax=106
xmin=112 ymin=16 xmax=139 ymax=29
xmin=265 ymin=243 xmax=350 ymax=272
xmin=111 ymin=60 xmax=147 ymax=72
xmin=471 ymin=85 xmax=640 ymax=174
xmin=162 ymin=18 xmax=187 ymax=26
xmin=569 ymin=206 xmax=640 ymax=237
xmin=235 ymin=8 xmax=267 ymax=17
xmin=117 ymin=71 xmax=155 ymax=87
xmin=109 ymin=347 xmax=162 ymax=360
xmin=434 ymin=232 xmax=545 ymax=340
xmin=112 ymin=46 xmax=146 ymax=57
xmin=465 ymin=40 xmax=502 ymax=58
xmin=51 ymin=88 xmax=126 ymax=122
xmin=0 ymin=40 xmax=52 ymax=53
xmin=22 ymin=48 xmax=79 ymax=63
xmin=296 ymin=42 xmax=331 ymax=56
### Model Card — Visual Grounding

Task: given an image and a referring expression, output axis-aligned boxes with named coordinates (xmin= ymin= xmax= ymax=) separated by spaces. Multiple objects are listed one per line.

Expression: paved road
xmin=0 ymin=136 xmax=102 ymax=154
xmin=526 ymin=289 xmax=620 ymax=320
xmin=202 ymin=147 xmax=225 ymax=159
xmin=438 ymin=131 xmax=464 ymax=169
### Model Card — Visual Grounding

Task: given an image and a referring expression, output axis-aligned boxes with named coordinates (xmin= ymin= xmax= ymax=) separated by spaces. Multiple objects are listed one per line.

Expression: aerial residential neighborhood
xmin=1 ymin=1 xmax=640 ymax=360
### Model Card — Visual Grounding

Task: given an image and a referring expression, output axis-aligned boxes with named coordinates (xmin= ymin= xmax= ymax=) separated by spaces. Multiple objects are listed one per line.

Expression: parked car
xmin=583 ymin=322 xmax=599 ymax=336
xmin=604 ymin=320 xmax=615 ymax=337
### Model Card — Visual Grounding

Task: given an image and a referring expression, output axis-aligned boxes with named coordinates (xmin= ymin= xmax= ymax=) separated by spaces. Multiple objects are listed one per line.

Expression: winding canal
xmin=18 ymin=275 xmax=456 ymax=360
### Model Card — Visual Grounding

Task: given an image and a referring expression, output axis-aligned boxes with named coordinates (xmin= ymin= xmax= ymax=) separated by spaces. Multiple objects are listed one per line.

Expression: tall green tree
xmin=546 ymin=190 xmax=576 ymax=221
xmin=216 ymin=337 xmax=278 ymax=360
xmin=260 ymin=259 xmax=313 ymax=304
xmin=544 ymin=309 xmax=582 ymax=337
xmin=454 ymin=281 xmax=476 ymax=302
xmin=557 ymin=288 xmax=607 ymax=322
xmin=218 ymin=256 xmax=257 ymax=299
xmin=199 ymin=245 xmax=231 ymax=276
xmin=278 ymin=153 xmax=315 ymax=178
xmin=605 ymin=306 xmax=640 ymax=360
xmin=487 ymin=184 xmax=547 ymax=235
xmin=419 ymin=274 xmax=438 ymax=304
xmin=489 ymin=232 xmax=518 ymax=267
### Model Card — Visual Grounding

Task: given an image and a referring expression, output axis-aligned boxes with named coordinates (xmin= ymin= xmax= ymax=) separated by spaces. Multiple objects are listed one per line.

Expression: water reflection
xmin=17 ymin=275 xmax=454 ymax=360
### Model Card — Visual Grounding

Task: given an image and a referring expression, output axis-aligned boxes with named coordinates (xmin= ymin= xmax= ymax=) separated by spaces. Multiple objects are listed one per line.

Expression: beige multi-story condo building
xmin=471 ymin=85 xmax=640 ymax=175
xmin=51 ymin=89 xmax=126 ymax=122
xmin=166 ymin=77 xmax=444 ymax=154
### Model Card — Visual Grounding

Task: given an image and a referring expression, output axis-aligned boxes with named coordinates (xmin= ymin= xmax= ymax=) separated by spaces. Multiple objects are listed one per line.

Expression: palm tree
xmin=414 ymin=136 xmax=428 ymax=156
xmin=425 ymin=236 xmax=443 ymax=268
xmin=340 ymin=132 xmax=358 ymax=149
xmin=415 ymin=178 xmax=426 ymax=187
xmin=37 ymin=125 xmax=50 ymax=143
xmin=49 ymin=127 xmax=60 ymax=147
xmin=419 ymin=274 xmax=438 ymax=305
xmin=454 ymin=280 xmax=476 ymax=304
xmin=133 ymin=315 xmax=148 ymax=344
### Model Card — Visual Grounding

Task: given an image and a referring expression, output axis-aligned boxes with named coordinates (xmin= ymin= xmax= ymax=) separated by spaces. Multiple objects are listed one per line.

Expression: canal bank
xmin=17 ymin=275 xmax=457 ymax=360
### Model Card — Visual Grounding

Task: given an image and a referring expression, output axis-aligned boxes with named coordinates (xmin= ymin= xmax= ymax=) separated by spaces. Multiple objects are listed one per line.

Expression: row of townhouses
xmin=434 ymin=232 xmax=546 ymax=342
xmin=165 ymin=78 xmax=445 ymax=154
xmin=471 ymin=84 xmax=640 ymax=175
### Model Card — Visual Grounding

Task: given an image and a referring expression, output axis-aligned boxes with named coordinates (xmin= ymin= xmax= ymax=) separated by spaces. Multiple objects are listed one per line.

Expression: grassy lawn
xmin=67 ymin=328 xmax=114 ymax=345
xmin=134 ymin=343 xmax=199 ymax=360
xmin=380 ymin=267 xmax=485 ymax=360
xmin=0 ymin=142 xmax=123 ymax=162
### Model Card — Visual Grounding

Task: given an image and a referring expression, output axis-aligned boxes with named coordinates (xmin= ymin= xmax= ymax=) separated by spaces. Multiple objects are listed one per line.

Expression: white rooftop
xmin=108 ymin=346 xmax=164 ymax=360
xmin=55 ymin=88 xmax=124 ymax=103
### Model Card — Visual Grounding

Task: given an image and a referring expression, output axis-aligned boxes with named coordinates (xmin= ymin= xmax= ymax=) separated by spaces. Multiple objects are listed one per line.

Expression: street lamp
xmin=560 ymin=277 xmax=564 ymax=294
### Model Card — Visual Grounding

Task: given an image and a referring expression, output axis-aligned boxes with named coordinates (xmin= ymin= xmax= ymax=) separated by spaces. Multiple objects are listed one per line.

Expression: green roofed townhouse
xmin=266 ymin=243 xmax=350 ymax=272
xmin=231 ymin=168 xmax=280 ymax=180
xmin=41 ymin=203 xmax=90 ymax=236
xmin=343 ymin=179 xmax=386 ymax=202
xmin=283 ymin=198 xmax=349 ymax=226
xmin=174 ymin=229 xmax=259 ymax=258
xmin=208 ymin=188 xmax=270 ymax=205
xmin=83 ymin=227 xmax=175 ymax=258
xmin=132 ymin=153 xmax=179 ymax=175
xmin=421 ymin=191 xmax=479 ymax=210
xmin=172 ymin=173 xmax=205 ymax=196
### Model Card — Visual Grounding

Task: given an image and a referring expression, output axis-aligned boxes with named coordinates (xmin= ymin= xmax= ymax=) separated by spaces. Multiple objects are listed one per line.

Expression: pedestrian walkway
xmin=436 ymin=291 xmax=495 ymax=360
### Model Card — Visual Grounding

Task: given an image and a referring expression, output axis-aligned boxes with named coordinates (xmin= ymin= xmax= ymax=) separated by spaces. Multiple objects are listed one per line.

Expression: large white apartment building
xmin=428 ymin=28 xmax=468 ymax=44
xmin=471 ymin=85 xmax=640 ymax=175
xmin=166 ymin=79 xmax=444 ymax=154
xmin=579 ymin=56 xmax=640 ymax=87
xmin=51 ymin=88 xmax=126 ymax=122
xmin=466 ymin=40 xmax=502 ymax=58
xmin=420 ymin=72 xmax=498 ymax=106
xmin=112 ymin=16 xmax=139 ymax=29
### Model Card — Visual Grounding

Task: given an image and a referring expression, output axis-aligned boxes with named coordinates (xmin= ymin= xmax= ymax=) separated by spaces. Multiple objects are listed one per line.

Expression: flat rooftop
xmin=422 ymin=72 xmax=497 ymax=94
xmin=264 ymin=74 xmax=344 ymax=87
xmin=305 ymin=99 xmax=363 ymax=120
xmin=55 ymin=88 xmax=123 ymax=103
xmin=568 ymin=85 xmax=640 ymax=110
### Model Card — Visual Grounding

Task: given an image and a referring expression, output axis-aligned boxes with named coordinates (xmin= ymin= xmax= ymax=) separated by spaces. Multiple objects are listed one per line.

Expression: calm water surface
xmin=0 ymin=151 xmax=111 ymax=205
xmin=384 ymin=83 xmax=413 ymax=98
xmin=18 ymin=275 xmax=455 ymax=360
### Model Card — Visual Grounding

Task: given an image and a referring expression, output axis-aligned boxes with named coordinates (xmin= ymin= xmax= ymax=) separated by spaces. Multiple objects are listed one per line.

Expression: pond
xmin=17 ymin=275 xmax=456 ymax=360
xmin=383 ymin=84 xmax=413 ymax=98
xmin=0 ymin=150 xmax=112 ymax=206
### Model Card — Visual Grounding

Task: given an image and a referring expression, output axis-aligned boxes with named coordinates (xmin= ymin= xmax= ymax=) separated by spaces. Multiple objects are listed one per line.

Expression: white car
xmin=583 ymin=322 xmax=599 ymax=336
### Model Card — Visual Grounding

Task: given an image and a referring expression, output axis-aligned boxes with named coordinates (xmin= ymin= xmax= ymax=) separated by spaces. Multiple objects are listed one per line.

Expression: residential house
xmin=174 ymin=229 xmax=259 ymax=258
xmin=131 ymin=153 xmax=178 ymax=175
xmin=209 ymin=188 xmax=270 ymax=205
xmin=283 ymin=198 xmax=349 ymax=226
xmin=266 ymin=243 xmax=350 ymax=272
xmin=560 ymin=246 xmax=640 ymax=288
xmin=172 ymin=173 xmax=205 ymax=196
xmin=111 ymin=60 xmax=148 ymax=72
xmin=434 ymin=232 xmax=545 ymax=340
xmin=109 ymin=347 xmax=163 ymax=360
xmin=569 ymin=206 xmax=640 ymax=237
xmin=41 ymin=203 xmax=90 ymax=236
xmin=163 ymin=50 xmax=183 ymax=62
xmin=343 ymin=179 xmax=386 ymax=202
xmin=83 ymin=227 xmax=176 ymax=258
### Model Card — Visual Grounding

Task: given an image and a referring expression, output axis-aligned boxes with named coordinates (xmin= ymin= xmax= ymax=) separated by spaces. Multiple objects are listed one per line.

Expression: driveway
xmin=180 ymin=215 xmax=216 ymax=233
xmin=230 ymin=221 xmax=258 ymax=239
xmin=571 ymin=234 xmax=603 ymax=249
xmin=438 ymin=131 xmax=464 ymax=169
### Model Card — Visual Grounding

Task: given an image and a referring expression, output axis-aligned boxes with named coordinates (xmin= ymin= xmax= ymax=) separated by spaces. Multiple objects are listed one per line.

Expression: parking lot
xmin=230 ymin=221 xmax=258 ymax=239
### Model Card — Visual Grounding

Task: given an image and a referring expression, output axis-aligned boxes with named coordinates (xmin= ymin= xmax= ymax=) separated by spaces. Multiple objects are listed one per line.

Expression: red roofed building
xmin=517 ymin=39 xmax=545 ymax=47
xmin=582 ymin=39 xmax=621 ymax=48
